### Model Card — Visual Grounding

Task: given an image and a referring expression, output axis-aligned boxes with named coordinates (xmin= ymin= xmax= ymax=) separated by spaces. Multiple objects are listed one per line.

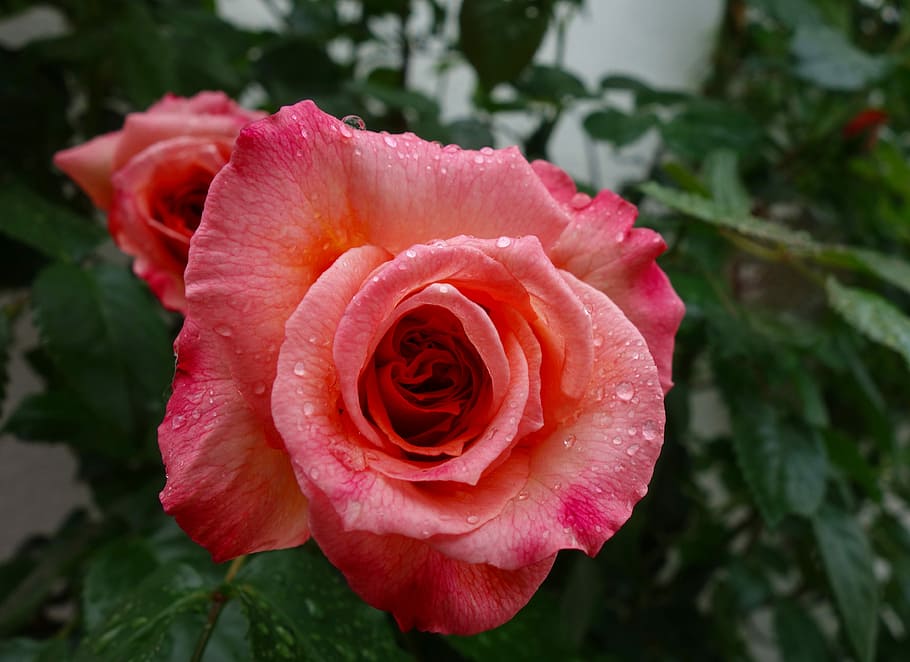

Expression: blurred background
xmin=1 ymin=1 xmax=908 ymax=661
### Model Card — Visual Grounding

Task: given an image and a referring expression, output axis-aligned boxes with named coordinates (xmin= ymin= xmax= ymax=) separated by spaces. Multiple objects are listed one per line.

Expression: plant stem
xmin=189 ymin=555 xmax=247 ymax=662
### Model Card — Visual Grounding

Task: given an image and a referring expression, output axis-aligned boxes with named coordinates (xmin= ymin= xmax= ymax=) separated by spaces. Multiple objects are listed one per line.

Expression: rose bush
xmin=54 ymin=92 xmax=265 ymax=311
xmin=158 ymin=100 xmax=684 ymax=634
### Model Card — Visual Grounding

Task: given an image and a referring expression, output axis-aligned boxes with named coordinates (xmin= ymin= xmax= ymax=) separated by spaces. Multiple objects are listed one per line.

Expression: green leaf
xmin=2 ymin=390 xmax=99 ymax=444
xmin=0 ymin=638 xmax=69 ymax=662
xmin=822 ymin=430 xmax=881 ymax=502
xmin=812 ymin=504 xmax=879 ymax=662
xmin=746 ymin=0 xmax=822 ymax=29
xmin=515 ymin=64 xmax=589 ymax=103
xmin=446 ymin=118 xmax=495 ymax=150
xmin=75 ymin=563 xmax=210 ymax=662
xmin=791 ymin=25 xmax=889 ymax=91
xmin=599 ymin=75 xmax=687 ymax=106
xmin=825 ymin=278 xmax=910 ymax=372
xmin=583 ymin=109 xmax=657 ymax=148
xmin=0 ymin=182 xmax=105 ymax=263
xmin=30 ymin=264 xmax=173 ymax=454
xmin=448 ymin=590 xmax=573 ymax=661
xmin=781 ymin=427 xmax=827 ymax=517
xmin=459 ymin=0 xmax=555 ymax=88
xmin=641 ymin=182 xmax=818 ymax=250
xmin=703 ymin=149 xmax=751 ymax=216
xmin=660 ymin=102 xmax=763 ymax=160
xmin=232 ymin=547 xmax=408 ymax=661
xmin=731 ymin=407 xmax=827 ymax=525
xmin=82 ymin=539 xmax=160 ymax=631
xmin=816 ymin=246 xmax=910 ymax=297
xmin=773 ymin=600 xmax=830 ymax=662
xmin=642 ymin=182 xmax=910 ymax=297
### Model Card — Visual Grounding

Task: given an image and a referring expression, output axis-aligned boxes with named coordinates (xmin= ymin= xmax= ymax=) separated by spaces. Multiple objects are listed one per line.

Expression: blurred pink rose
xmin=54 ymin=91 xmax=265 ymax=311
xmin=158 ymin=101 xmax=684 ymax=634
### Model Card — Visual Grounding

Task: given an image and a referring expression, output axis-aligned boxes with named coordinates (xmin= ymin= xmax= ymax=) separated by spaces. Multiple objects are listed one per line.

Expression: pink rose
xmin=54 ymin=91 xmax=265 ymax=311
xmin=159 ymin=101 xmax=684 ymax=634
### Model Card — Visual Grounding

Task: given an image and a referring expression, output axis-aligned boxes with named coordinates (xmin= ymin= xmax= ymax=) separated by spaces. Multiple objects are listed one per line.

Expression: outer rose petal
xmin=53 ymin=131 xmax=121 ymax=210
xmin=110 ymin=136 xmax=233 ymax=313
xmin=158 ymin=319 xmax=309 ymax=562
xmin=534 ymin=160 xmax=685 ymax=393
xmin=307 ymin=489 xmax=556 ymax=635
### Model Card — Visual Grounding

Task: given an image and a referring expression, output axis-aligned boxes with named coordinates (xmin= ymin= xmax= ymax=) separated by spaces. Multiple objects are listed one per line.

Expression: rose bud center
xmin=362 ymin=304 xmax=492 ymax=459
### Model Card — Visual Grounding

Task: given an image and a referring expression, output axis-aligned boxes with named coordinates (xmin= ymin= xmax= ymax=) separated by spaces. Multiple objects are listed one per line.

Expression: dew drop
xmin=611 ymin=436 xmax=622 ymax=446
xmin=338 ymin=124 xmax=353 ymax=138
xmin=642 ymin=419 xmax=659 ymax=441
xmin=552 ymin=481 xmax=562 ymax=491
xmin=438 ymin=284 xmax=450 ymax=294
xmin=615 ymin=381 xmax=634 ymax=401
xmin=563 ymin=434 xmax=577 ymax=449
xmin=627 ymin=426 xmax=638 ymax=436
xmin=473 ymin=154 xmax=485 ymax=164
xmin=253 ymin=383 xmax=266 ymax=395
xmin=383 ymin=134 xmax=398 ymax=148
xmin=341 ymin=114 xmax=365 ymax=130
xmin=466 ymin=514 xmax=479 ymax=524
xmin=615 ymin=231 xmax=625 ymax=243
xmin=303 ymin=402 xmax=315 ymax=415
xmin=570 ymin=192 xmax=591 ymax=209
xmin=300 ymin=128 xmax=309 ymax=140
xmin=215 ymin=325 xmax=232 ymax=337
xmin=405 ymin=248 xmax=417 ymax=258
xmin=517 ymin=490 xmax=530 ymax=501
xmin=496 ymin=236 xmax=512 ymax=248
xmin=593 ymin=334 xmax=604 ymax=347
xmin=171 ymin=415 xmax=185 ymax=430
xmin=626 ymin=443 xmax=640 ymax=456
xmin=309 ymin=467 xmax=320 ymax=480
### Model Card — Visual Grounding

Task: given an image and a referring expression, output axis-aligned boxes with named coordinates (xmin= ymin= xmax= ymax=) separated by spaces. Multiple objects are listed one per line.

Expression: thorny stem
xmin=189 ymin=555 xmax=247 ymax=662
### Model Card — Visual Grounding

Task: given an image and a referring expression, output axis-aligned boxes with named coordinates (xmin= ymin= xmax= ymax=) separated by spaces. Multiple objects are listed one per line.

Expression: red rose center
xmin=146 ymin=166 xmax=217 ymax=263
xmin=361 ymin=304 xmax=492 ymax=458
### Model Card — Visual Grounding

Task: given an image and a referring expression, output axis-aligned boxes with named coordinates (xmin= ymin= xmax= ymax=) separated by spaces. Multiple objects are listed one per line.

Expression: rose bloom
xmin=159 ymin=101 xmax=684 ymax=634
xmin=54 ymin=92 xmax=265 ymax=311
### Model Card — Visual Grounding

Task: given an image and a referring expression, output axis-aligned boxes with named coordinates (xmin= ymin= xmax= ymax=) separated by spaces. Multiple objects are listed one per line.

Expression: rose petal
xmin=159 ymin=318 xmax=309 ymax=562
xmin=535 ymin=160 xmax=685 ymax=393
xmin=53 ymin=131 xmax=121 ymax=210
xmin=307 ymin=489 xmax=556 ymax=635
xmin=110 ymin=136 xmax=232 ymax=312
xmin=272 ymin=245 xmax=534 ymax=540
xmin=430 ymin=271 xmax=665 ymax=570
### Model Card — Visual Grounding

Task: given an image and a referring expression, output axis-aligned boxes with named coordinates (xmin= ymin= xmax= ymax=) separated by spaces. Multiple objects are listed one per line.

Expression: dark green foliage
xmin=1 ymin=1 xmax=908 ymax=660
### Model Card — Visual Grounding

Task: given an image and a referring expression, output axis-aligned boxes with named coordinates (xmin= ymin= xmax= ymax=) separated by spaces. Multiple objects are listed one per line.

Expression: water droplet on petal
xmin=303 ymin=402 xmax=315 ymax=415
xmin=496 ymin=236 xmax=512 ymax=248
xmin=253 ymin=383 xmax=266 ymax=395
xmin=517 ymin=490 xmax=530 ymax=501
xmin=563 ymin=434 xmax=577 ymax=449
xmin=642 ymin=419 xmax=659 ymax=441
xmin=616 ymin=382 xmax=634 ymax=401
xmin=473 ymin=154 xmax=484 ymax=164
xmin=438 ymin=284 xmax=450 ymax=294
xmin=342 ymin=114 xmax=365 ymax=130
xmin=215 ymin=325 xmax=232 ymax=337
xmin=405 ymin=248 xmax=417 ymax=258
xmin=466 ymin=514 xmax=479 ymax=524
xmin=171 ymin=415 xmax=185 ymax=430
xmin=293 ymin=362 xmax=306 ymax=376
xmin=593 ymin=334 xmax=604 ymax=347
xmin=626 ymin=444 xmax=640 ymax=456
xmin=570 ymin=192 xmax=591 ymax=209
xmin=309 ymin=467 xmax=320 ymax=480
xmin=612 ymin=436 xmax=622 ymax=446
xmin=383 ymin=134 xmax=398 ymax=148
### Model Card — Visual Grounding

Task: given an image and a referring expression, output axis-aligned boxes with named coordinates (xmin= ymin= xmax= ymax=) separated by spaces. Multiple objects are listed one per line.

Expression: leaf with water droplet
xmin=232 ymin=547 xmax=408 ymax=661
